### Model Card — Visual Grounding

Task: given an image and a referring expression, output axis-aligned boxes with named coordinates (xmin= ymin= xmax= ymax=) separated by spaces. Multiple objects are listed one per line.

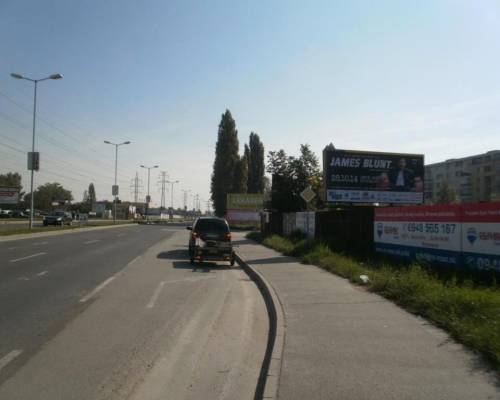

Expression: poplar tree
xmin=211 ymin=110 xmax=240 ymax=216
xmin=247 ymin=132 xmax=265 ymax=193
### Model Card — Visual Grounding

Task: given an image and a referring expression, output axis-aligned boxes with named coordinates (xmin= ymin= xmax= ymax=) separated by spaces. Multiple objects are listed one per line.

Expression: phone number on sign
xmin=405 ymin=223 xmax=457 ymax=234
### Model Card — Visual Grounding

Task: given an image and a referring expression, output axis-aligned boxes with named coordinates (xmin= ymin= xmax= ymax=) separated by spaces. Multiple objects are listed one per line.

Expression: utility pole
xmin=140 ymin=164 xmax=158 ymax=221
xmin=11 ymin=72 xmax=63 ymax=229
xmin=166 ymin=179 xmax=179 ymax=211
xmin=130 ymin=172 xmax=143 ymax=204
xmin=104 ymin=140 xmax=131 ymax=223
xmin=158 ymin=171 xmax=168 ymax=211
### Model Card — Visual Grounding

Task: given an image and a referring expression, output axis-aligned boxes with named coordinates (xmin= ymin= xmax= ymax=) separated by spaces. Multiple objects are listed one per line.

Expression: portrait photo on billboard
xmin=324 ymin=148 xmax=424 ymax=204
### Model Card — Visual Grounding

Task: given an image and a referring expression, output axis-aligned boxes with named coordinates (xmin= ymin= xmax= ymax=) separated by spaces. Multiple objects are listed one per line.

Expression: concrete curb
xmin=0 ymin=223 xmax=137 ymax=242
xmin=235 ymin=252 xmax=285 ymax=400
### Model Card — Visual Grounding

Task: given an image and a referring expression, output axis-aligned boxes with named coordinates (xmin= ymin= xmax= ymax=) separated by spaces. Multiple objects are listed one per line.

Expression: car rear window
xmin=194 ymin=219 xmax=229 ymax=234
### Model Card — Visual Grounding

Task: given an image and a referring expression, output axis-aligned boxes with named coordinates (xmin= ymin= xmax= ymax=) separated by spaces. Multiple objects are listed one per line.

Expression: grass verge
xmin=246 ymin=231 xmax=500 ymax=371
xmin=0 ymin=221 xmax=135 ymax=236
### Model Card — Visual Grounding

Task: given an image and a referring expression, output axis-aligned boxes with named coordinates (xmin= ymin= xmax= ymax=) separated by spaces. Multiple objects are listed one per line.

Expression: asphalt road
xmin=0 ymin=225 xmax=268 ymax=399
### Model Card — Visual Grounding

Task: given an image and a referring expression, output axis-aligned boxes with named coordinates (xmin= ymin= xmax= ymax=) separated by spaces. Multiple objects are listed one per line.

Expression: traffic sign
xmin=112 ymin=185 xmax=119 ymax=196
xmin=28 ymin=152 xmax=40 ymax=171
xmin=300 ymin=186 xmax=316 ymax=203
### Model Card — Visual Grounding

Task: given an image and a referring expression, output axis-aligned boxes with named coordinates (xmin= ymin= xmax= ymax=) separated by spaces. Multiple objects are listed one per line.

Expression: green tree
xmin=247 ymin=132 xmax=265 ymax=193
xmin=211 ymin=110 xmax=240 ymax=216
xmin=232 ymin=154 xmax=248 ymax=193
xmin=435 ymin=181 xmax=456 ymax=204
xmin=24 ymin=182 xmax=73 ymax=211
xmin=267 ymin=144 xmax=323 ymax=212
xmin=88 ymin=182 xmax=96 ymax=210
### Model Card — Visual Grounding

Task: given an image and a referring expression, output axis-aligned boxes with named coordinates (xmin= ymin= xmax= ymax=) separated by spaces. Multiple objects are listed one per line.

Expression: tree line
xmin=0 ymin=172 xmax=100 ymax=212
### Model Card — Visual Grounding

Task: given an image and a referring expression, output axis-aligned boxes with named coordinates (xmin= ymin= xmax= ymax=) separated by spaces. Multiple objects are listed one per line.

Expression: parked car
xmin=43 ymin=211 xmax=73 ymax=226
xmin=187 ymin=217 xmax=235 ymax=266
xmin=12 ymin=210 xmax=28 ymax=218
xmin=0 ymin=210 xmax=13 ymax=218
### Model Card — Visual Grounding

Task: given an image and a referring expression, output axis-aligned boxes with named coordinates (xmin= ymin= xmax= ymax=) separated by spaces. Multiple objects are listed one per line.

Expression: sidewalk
xmin=233 ymin=233 xmax=499 ymax=400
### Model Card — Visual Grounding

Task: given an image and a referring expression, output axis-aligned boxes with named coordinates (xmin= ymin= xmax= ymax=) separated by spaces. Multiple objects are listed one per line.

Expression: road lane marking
xmin=116 ymin=233 xmax=126 ymax=237
xmin=0 ymin=350 xmax=23 ymax=372
xmin=33 ymin=241 xmax=48 ymax=246
xmin=10 ymin=252 xmax=46 ymax=263
xmin=79 ymin=277 xmax=115 ymax=303
xmin=83 ymin=239 xmax=100 ymax=245
xmin=7 ymin=247 xmax=17 ymax=250
xmin=18 ymin=277 xmax=30 ymax=281
xmin=38 ymin=270 xmax=48 ymax=276
xmin=146 ymin=281 xmax=166 ymax=308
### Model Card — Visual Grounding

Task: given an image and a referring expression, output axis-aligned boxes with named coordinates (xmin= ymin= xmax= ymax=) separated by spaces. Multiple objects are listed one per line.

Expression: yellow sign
xmin=227 ymin=193 xmax=265 ymax=211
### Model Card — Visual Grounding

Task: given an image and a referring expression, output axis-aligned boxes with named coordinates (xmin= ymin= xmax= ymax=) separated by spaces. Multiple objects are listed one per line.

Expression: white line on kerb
xmin=146 ymin=281 xmax=166 ymax=308
xmin=10 ymin=252 xmax=46 ymax=263
xmin=84 ymin=239 xmax=100 ymax=245
xmin=127 ymin=255 xmax=141 ymax=266
xmin=38 ymin=270 xmax=48 ymax=276
xmin=79 ymin=277 xmax=115 ymax=303
xmin=0 ymin=349 xmax=23 ymax=372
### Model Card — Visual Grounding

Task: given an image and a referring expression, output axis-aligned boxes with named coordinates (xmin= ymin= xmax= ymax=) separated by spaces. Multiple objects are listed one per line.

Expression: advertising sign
xmin=461 ymin=203 xmax=500 ymax=271
xmin=227 ymin=193 xmax=265 ymax=211
xmin=374 ymin=205 xmax=462 ymax=266
xmin=226 ymin=210 xmax=260 ymax=223
xmin=0 ymin=187 xmax=20 ymax=205
xmin=324 ymin=149 xmax=424 ymax=204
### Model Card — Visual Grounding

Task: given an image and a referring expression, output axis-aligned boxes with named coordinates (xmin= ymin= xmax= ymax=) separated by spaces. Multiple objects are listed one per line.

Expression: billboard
xmin=374 ymin=205 xmax=462 ymax=266
xmin=227 ymin=193 xmax=265 ymax=211
xmin=323 ymin=149 xmax=424 ymax=204
xmin=461 ymin=203 xmax=500 ymax=271
xmin=0 ymin=187 xmax=20 ymax=205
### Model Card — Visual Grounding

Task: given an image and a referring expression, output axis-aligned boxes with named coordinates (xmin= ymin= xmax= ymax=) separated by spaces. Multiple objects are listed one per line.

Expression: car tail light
xmin=224 ymin=233 xmax=231 ymax=242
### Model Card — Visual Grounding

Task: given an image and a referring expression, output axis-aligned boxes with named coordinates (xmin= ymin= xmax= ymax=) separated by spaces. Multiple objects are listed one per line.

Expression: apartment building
xmin=424 ymin=150 xmax=500 ymax=203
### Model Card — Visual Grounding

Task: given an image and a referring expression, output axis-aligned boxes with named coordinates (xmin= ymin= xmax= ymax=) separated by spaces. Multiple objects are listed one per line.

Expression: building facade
xmin=425 ymin=150 xmax=500 ymax=203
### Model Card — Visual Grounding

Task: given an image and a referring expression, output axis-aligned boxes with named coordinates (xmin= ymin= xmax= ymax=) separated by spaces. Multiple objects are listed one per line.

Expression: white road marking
xmin=37 ymin=270 xmax=48 ymax=276
xmin=116 ymin=233 xmax=126 ymax=237
xmin=10 ymin=252 xmax=46 ymax=263
xmin=146 ymin=281 xmax=166 ymax=308
xmin=18 ymin=276 xmax=29 ymax=281
xmin=83 ymin=239 xmax=100 ymax=245
xmin=33 ymin=241 xmax=48 ymax=246
xmin=7 ymin=247 xmax=17 ymax=250
xmin=79 ymin=277 xmax=115 ymax=303
xmin=127 ymin=255 xmax=141 ymax=266
xmin=0 ymin=350 xmax=23 ymax=372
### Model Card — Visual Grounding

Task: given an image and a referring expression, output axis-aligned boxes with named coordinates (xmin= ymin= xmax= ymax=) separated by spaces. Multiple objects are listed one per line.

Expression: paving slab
xmin=233 ymin=233 xmax=500 ymax=400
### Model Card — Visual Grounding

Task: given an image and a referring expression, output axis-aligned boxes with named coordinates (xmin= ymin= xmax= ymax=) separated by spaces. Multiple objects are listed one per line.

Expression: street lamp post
xmin=140 ymin=165 xmax=158 ymax=221
xmin=166 ymin=180 xmax=179 ymax=211
xmin=11 ymin=72 xmax=63 ymax=229
xmin=104 ymin=140 xmax=131 ymax=223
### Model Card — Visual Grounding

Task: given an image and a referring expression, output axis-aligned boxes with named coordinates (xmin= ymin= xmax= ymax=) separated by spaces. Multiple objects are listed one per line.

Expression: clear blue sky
xmin=1 ymin=0 xmax=500 ymax=208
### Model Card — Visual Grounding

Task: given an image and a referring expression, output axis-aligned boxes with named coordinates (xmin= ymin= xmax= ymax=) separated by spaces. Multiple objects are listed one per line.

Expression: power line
xmin=0 ymin=91 xmax=137 ymax=178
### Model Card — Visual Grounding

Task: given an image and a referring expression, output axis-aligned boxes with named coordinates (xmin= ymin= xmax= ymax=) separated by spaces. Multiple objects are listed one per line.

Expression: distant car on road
xmin=187 ymin=217 xmax=235 ymax=266
xmin=43 ymin=211 xmax=73 ymax=226
xmin=12 ymin=210 xmax=28 ymax=218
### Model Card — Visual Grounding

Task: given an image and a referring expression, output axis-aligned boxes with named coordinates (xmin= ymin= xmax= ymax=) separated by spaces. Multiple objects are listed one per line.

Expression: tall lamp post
xmin=140 ymin=165 xmax=158 ymax=221
xmin=166 ymin=180 xmax=179 ymax=211
xmin=11 ymin=72 xmax=63 ymax=229
xmin=104 ymin=140 xmax=130 ymax=223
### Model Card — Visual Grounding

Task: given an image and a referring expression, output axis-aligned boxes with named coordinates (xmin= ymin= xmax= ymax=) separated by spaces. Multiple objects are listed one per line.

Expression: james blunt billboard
xmin=323 ymin=148 xmax=424 ymax=204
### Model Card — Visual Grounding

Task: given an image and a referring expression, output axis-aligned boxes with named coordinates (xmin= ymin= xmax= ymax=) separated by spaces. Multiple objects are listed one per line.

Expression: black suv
xmin=187 ymin=217 xmax=235 ymax=266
